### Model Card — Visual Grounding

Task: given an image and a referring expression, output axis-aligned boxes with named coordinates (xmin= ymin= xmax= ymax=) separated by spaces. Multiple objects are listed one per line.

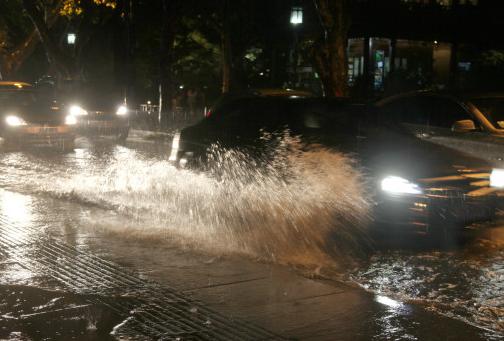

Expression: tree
xmin=0 ymin=0 xmax=54 ymax=79
xmin=312 ymin=0 xmax=351 ymax=97
xmin=220 ymin=0 xmax=232 ymax=93
xmin=22 ymin=0 xmax=74 ymax=79
xmin=158 ymin=0 xmax=179 ymax=126
xmin=0 ymin=0 xmax=118 ymax=81
xmin=191 ymin=0 xmax=276 ymax=93
xmin=59 ymin=0 xmax=117 ymax=16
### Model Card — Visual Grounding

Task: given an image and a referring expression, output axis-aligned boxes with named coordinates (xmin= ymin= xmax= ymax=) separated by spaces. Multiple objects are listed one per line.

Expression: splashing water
xmin=351 ymin=248 xmax=504 ymax=336
xmin=0 ymin=135 xmax=372 ymax=268
xmin=69 ymin=136 xmax=371 ymax=267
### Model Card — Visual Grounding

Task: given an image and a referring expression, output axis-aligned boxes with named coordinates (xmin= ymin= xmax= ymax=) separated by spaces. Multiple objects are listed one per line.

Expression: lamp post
xmin=67 ymin=33 xmax=76 ymax=45
xmin=290 ymin=6 xmax=303 ymax=87
xmin=290 ymin=6 xmax=303 ymax=25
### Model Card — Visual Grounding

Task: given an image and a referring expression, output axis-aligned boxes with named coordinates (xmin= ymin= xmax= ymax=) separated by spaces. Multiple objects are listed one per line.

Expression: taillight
xmin=205 ymin=110 xmax=212 ymax=117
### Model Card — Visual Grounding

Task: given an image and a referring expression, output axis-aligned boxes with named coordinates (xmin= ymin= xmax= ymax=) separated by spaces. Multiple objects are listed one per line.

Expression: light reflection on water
xmin=376 ymin=295 xmax=403 ymax=309
xmin=0 ymin=190 xmax=38 ymax=286
xmin=353 ymin=248 xmax=504 ymax=336
xmin=0 ymin=190 xmax=33 ymax=230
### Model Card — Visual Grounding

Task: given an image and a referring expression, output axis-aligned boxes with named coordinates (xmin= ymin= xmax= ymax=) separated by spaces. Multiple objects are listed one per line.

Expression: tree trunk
xmin=220 ymin=0 xmax=232 ymax=93
xmin=312 ymin=0 xmax=351 ymax=97
xmin=124 ymin=0 xmax=135 ymax=105
xmin=158 ymin=0 xmax=177 ymax=129
xmin=0 ymin=4 xmax=60 ymax=79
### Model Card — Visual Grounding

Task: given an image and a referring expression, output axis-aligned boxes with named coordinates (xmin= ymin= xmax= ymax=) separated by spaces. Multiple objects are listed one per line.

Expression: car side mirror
xmin=452 ymin=119 xmax=476 ymax=133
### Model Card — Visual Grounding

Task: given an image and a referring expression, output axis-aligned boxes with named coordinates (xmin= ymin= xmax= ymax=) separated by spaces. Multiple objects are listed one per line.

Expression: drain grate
xmin=0 ymin=216 xmax=287 ymax=340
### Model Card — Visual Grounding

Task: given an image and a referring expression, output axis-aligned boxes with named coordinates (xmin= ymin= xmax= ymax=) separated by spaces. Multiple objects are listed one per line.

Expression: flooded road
xmin=351 ymin=237 xmax=504 ymax=336
xmin=0 ymin=135 xmax=503 ymax=340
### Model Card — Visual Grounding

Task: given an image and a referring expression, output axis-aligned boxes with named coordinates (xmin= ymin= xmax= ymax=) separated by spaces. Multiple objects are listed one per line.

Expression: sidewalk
xmin=0 ymin=188 xmax=495 ymax=340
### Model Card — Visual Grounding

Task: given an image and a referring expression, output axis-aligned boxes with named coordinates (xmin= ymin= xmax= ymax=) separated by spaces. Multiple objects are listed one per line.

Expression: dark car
xmin=169 ymin=96 xmax=503 ymax=237
xmin=205 ymin=88 xmax=314 ymax=118
xmin=0 ymin=81 xmax=76 ymax=150
xmin=375 ymin=91 xmax=504 ymax=162
xmin=69 ymin=101 xmax=130 ymax=142
xmin=32 ymin=77 xmax=130 ymax=142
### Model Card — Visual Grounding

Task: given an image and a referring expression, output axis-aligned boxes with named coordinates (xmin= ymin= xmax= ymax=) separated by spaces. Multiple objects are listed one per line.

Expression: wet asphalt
xmin=0 ymin=132 xmax=502 ymax=340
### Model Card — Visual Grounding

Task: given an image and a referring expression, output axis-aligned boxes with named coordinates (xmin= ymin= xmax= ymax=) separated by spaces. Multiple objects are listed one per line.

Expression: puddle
xmin=0 ymin=285 xmax=122 ymax=340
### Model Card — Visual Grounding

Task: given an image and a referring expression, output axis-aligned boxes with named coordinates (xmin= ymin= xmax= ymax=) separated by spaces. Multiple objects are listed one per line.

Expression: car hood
xmin=355 ymin=129 xmax=494 ymax=184
xmin=1 ymin=103 xmax=67 ymax=125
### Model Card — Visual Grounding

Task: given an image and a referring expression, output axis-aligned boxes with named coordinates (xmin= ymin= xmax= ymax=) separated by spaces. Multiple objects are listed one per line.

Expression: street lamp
xmin=290 ymin=7 xmax=303 ymax=25
xmin=67 ymin=33 xmax=76 ymax=45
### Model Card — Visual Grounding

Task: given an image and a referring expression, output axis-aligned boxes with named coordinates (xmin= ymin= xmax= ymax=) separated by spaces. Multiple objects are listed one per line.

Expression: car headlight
xmin=381 ymin=176 xmax=422 ymax=195
xmin=69 ymin=105 xmax=88 ymax=116
xmin=65 ymin=115 xmax=78 ymax=125
xmin=5 ymin=115 xmax=27 ymax=127
xmin=490 ymin=169 xmax=504 ymax=188
xmin=116 ymin=105 xmax=128 ymax=116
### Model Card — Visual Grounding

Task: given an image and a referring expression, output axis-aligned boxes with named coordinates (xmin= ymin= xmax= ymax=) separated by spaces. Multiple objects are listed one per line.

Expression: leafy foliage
xmin=60 ymin=0 xmax=117 ymax=16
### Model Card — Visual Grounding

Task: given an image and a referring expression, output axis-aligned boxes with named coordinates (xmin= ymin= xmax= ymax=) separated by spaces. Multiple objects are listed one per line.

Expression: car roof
xmin=376 ymin=90 xmax=504 ymax=106
xmin=251 ymin=88 xmax=314 ymax=98
xmin=227 ymin=95 xmax=364 ymax=106
xmin=0 ymin=81 xmax=33 ymax=90
xmin=217 ymin=88 xmax=314 ymax=101
xmin=208 ymin=96 xmax=367 ymax=118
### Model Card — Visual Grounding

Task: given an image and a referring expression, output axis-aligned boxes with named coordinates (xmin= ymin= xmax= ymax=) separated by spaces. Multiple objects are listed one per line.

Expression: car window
xmin=206 ymin=98 xmax=246 ymax=122
xmin=287 ymin=101 xmax=363 ymax=136
xmin=420 ymin=96 xmax=471 ymax=128
xmin=324 ymin=103 xmax=363 ymax=135
xmin=379 ymin=96 xmax=471 ymax=129
xmin=471 ymin=97 xmax=504 ymax=129
xmin=379 ymin=97 xmax=429 ymax=125
xmin=287 ymin=102 xmax=328 ymax=132
xmin=216 ymin=99 xmax=284 ymax=134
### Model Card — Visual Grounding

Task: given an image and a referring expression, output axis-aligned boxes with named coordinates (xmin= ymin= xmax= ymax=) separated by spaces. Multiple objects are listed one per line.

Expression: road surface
xmin=0 ymin=132 xmax=502 ymax=340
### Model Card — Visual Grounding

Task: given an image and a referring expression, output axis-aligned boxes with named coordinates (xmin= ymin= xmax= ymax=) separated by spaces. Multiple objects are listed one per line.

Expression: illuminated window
xmin=290 ymin=7 xmax=303 ymax=25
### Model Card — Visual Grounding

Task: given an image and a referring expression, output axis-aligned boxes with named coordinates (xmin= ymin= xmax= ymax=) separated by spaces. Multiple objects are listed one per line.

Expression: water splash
xmin=22 ymin=135 xmax=368 ymax=268
xmin=351 ymin=247 xmax=504 ymax=336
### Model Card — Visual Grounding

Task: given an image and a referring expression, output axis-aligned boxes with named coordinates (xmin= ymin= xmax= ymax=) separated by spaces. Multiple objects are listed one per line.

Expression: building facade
xmin=288 ymin=0 xmax=501 ymax=96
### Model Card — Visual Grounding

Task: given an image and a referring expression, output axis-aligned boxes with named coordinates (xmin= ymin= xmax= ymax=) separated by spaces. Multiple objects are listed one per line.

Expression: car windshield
xmin=0 ymin=90 xmax=37 ymax=106
xmin=471 ymin=97 xmax=504 ymax=129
